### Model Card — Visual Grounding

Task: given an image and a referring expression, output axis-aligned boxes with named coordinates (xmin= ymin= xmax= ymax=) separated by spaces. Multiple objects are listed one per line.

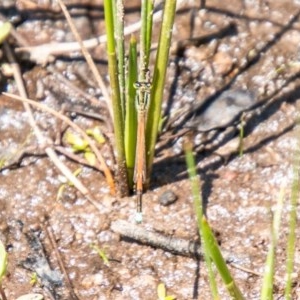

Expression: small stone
xmin=159 ymin=190 xmax=178 ymax=206
xmin=212 ymin=51 xmax=234 ymax=76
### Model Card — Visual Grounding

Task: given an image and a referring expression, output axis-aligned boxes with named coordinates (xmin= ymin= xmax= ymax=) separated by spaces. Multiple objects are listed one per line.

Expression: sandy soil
xmin=1 ymin=0 xmax=300 ymax=299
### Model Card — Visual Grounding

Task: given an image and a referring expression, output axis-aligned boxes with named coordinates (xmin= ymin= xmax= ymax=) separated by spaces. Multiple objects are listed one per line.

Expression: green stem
xmin=104 ymin=0 xmax=129 ymax=196
xmin=184 ymin=138 xmax=219 ymax=299
xmin=113 ymin=0 xmax=126 ymax=120
xmin=140 ymin=0 xmax=153 ymax=74
xmin=125 ymin=35 xmax=138 ymax=188
xmin=202 ymin=217 xmax=245 ymax=300
xmin=146 ymin=0 xmax=177 ymax=178
xmin=260 ymin=185 xmax=284 ymax=300
xmin=284 ymin=144 xmax=300 ymax=299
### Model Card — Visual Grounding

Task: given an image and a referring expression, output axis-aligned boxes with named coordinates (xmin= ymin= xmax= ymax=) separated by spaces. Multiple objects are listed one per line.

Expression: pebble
xmin=212 ymin=51 xmax=234 ymax=76
xmin=159 ymin=190 xmax=178 ymax=206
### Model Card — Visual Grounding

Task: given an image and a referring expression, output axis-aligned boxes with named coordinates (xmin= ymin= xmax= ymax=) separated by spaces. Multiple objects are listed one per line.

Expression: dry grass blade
xmin=16 ymin=8 xmax=165 ymax=64
xmin=3 ymin=92 xmax=116 ymax=197
xmin=45 ymin=223 xmax=80 ymax=300
xmin=3 ymin=32 xmax=110 ymax=211
xmin=4 ymin=43 xmax=101 ymax=199
xmin=56 ymin=0 xmax=113 ymax=120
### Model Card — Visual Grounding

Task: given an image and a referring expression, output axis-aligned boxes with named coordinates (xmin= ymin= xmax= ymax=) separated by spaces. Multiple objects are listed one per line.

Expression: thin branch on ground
xmin=0 ymin=285 xmax=8 ymax=300
xmin=111 ymin=220 xmax=245 ymax=264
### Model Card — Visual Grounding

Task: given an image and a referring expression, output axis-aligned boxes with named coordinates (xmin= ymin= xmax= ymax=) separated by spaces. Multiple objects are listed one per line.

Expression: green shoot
xmin=86 ymin=127 xmax=106 ymax=144
xmin=184 ymin=137 xmax=219 ymax=299
xmin=64 ymin=128 xmax=106 ymax=166
xmin=260 ymin=184 xmax=285 ymax=299
xmin=90 ymin=244 xmax=110 ymax=266
xmin=65 ymin=132 xmax=89 ymax=152
xmin=238 ymin=114 xmax=246 ymax=156
xmin=201 ymin=217 xmax=245 ymax=300
xmin=112 ymin=0 xmax=126 ymax=120
xmin=284 ymin=135 xmax=300 ymax=299
xmin=0 ymin=240 xmax=8 ymax=300
xmin=0 ymin=241 xmax=7 ymax=282
xmin=139 ymin=0 xmax=153 ymax=75
xmin=184 ymin=137 xmax=245 ymax=300
xmin=157 ymin=283 xmax=176 ymax=300
xmin=30 ymin=272 xmax=38 ymax=286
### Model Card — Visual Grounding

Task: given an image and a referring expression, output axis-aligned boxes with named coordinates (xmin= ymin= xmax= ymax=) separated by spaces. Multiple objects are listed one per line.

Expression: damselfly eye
xmin=134 ymin=82 xmax=142 ymax=89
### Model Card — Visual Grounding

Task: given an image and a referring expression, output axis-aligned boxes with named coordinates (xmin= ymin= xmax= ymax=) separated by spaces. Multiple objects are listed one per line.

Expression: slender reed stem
xmin=104 ymin=0 xmax=129 ymax=196
xmin=146 ymin=0 xmax=177 ymax=179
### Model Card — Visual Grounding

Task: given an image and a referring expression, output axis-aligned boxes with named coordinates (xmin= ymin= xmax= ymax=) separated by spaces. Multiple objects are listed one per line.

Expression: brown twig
xmin=111 ymin=220 xmax=202 ymax=257
xmin=0 ymin=285 xmax=8 ymax=300
xmin=111 ymin=220 xmax=245 ymax=264
xmin=44 ymin=223 xmax=80 ymax=300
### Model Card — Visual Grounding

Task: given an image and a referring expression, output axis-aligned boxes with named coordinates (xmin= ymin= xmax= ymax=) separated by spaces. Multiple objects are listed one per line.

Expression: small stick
xmin=111 ymin=220 xmax=246 ymax=264
xmin=45 ymin=223 xmax=80 ymax=300
xmin=111 ymin=220 xmax=202 ymax=258
xmin=0 ymin=285 xmax=8 ymax=300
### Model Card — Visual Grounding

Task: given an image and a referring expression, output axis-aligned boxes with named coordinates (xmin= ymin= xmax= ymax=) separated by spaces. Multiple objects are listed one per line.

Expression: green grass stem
xmin=260 ymin=184 xmax=285 ymax=300
xmin=146 ymin=0 xmax=177 ymax=179
xmin=104 ymin=0 xmax=129 ymax=196
xmin=201 ymin=217 xmax=245 ymax=300
xmin=184 ymin=138 xmax=219 ymax=299
xmin=184 ymin=137 xmax=244 ymax=300
xmin=284 ymin=144 xmax=300 ymax=299
xmin=113 ymin=0 xmax=126 ymax=120
xmin=125 ymin=35 xmax=138 ymax=187
xmin=0 ymin=240 xmax=7 ymax=300
xmin=139 ymin=0 xmax=154 ymax=74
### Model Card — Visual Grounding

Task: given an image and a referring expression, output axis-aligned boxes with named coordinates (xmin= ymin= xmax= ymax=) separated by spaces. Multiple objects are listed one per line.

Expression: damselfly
xmin=133 ymin=77 xmax=152 ymax=221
